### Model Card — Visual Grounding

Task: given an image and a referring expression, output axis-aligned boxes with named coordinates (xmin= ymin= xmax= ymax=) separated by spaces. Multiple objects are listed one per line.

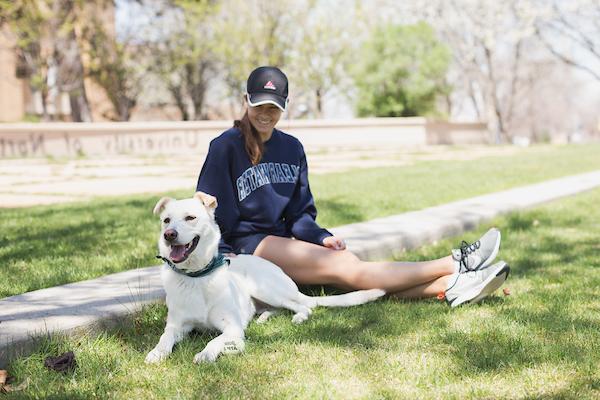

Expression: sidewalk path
xmin=2 ymin=169 xmax=600 ymax=367
xmin=0 ymin=146 xmax=525 ymax=208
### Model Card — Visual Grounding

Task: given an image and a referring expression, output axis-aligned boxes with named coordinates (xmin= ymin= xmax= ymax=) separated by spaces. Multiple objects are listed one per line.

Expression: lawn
xmin=1 ymin=144 xmax=600 ymax=298
xmin=4 ymin=186 xmax=600 ymax=399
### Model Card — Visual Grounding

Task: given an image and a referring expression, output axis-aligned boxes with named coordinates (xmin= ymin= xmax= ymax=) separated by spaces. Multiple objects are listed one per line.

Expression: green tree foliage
xmin=354 ymin=22 xmax=451 ymax=117
xmin=288 ymin=2 xmax=355 ymax=118
xmin=150 ymin=0 xmax=219 ymax=120
xmin=83 ymin=13 xmax=142 ymax=122
xmin=211 ymin=0 xmax=305 ymax=115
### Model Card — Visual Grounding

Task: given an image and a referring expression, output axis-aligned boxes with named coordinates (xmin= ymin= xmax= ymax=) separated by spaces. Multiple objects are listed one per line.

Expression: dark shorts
xmin=226 ymin=233 xmax=292 ymax=255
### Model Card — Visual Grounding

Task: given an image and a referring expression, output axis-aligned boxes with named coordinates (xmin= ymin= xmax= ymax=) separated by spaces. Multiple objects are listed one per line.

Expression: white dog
xmin=145 ymin=192 xmax=385 ymax=364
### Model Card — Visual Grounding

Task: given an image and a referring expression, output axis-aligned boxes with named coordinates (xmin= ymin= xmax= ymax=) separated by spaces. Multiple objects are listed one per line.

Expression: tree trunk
xmin=188 ymin=62 xmax=208 ymax=120
xmin=63 ymin=33 xmax=92 ymax=122
xmin=52 ymin=0 xmax=93 ymax=122
xmin=169 ymin=84 xmax=189 ymax=121
xmin=118 ymin=98 xmax=134 ymax=121
xmin=315 ymin=88 xmax=323 ymax=118
xmin=483 ymin=46 xmax=507 ymax=144
xmin=40 ymin=86 xmax=51 ymax=122
xmin=444 ymin=92 xmax=452 ymax=117
xmin=69 ymin=89 xmax=92 ymax=122
xmin=504 ymin=38 xmax=523 ymax=133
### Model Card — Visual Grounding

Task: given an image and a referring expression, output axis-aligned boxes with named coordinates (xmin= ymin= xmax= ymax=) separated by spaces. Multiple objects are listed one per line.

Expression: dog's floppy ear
xmin=153 ymin=197 xmax=174 ymax=215
xmin=194 ymin=191 xmax=218 ymax=210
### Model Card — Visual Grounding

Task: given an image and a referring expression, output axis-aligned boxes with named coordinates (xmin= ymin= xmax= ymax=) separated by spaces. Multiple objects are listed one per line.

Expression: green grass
xmin=1 ymin=144 xmax=600 ymax=298
xmin=5 ymin=186 xmax=600 ymax=399
xmin=311 ymin=143 xmax=600 ymax=227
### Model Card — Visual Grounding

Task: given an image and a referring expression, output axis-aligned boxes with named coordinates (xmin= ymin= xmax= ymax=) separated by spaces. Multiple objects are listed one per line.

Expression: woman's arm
xmin=196 ymin=139 xmax=240 ymax=253
xmin=283 ymin=145 xmax=333 ymax=247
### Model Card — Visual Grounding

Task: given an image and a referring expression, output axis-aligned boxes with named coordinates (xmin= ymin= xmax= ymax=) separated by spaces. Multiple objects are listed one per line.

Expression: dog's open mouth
xmin=169 ymin=236 xmax=200 ymax=263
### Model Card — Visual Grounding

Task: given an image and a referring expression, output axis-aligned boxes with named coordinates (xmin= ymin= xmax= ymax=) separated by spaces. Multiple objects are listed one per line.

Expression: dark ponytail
xmin=234 ymin=111 xmax=264 ymax=165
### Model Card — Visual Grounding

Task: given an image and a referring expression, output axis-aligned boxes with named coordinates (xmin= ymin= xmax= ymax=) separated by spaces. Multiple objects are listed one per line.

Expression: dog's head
xmin=153 ymin=192 xmax=221 ymax=271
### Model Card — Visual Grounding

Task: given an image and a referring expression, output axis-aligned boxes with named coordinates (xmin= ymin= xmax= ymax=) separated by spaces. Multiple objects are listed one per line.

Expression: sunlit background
xmin=1 ymin=0 xmax=599 ymax=144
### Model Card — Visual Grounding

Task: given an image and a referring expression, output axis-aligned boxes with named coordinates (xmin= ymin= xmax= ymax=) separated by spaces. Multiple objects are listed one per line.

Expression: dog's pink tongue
xmin=170 ymin=245 xmax=187 ymax=262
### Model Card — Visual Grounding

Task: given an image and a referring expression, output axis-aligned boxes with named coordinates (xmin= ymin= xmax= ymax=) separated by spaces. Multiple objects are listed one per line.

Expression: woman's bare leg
xmin=253 ymin=236 xmax=455 ymax=297
xmin=390 ymin=276 xmax=450 ymax=299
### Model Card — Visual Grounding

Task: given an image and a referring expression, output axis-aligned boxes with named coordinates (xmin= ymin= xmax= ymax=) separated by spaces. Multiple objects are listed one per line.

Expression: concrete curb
xmin=339 ymin=170 xmax=600 ymax=260
xmin=1 ymin=170 xmax=600 ymax=367
xmin=0 ymin=267 xmax=163 ymax=368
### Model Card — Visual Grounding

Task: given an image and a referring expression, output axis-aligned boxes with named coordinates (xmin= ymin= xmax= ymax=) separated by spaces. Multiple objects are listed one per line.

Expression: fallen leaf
xmin=0 ymin=377 xmax=29 ymax=393
xmin=503 ymin=287 xmax=511 ymax=296
xmin=0 ymin=370 xmax=10 ymax=394
xmin=44 ymin=351 xmax=77 ymax=373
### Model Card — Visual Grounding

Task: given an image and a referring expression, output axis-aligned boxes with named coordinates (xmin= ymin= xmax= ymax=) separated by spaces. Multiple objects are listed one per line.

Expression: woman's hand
xmin=323 ymin=236 xmax=346 ymax=250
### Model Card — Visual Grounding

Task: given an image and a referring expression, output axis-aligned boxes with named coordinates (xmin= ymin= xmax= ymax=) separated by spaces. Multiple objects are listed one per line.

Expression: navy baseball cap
xmin=246 ymin=66 xmax=288 ymax=111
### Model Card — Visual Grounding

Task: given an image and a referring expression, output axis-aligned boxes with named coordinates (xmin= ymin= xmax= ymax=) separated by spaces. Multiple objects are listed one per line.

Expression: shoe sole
xmin=469 ymin=265 xmax=510 ymax=304
xmin=447 ymin=261 xmax=510 ymax=308
xmin=478 ymin=229 xmax=501 ymax=270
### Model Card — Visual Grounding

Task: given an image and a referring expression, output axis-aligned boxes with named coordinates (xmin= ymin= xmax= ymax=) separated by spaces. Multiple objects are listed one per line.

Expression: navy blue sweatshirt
xmin=196 ymin=127 xmax=332 ymax=254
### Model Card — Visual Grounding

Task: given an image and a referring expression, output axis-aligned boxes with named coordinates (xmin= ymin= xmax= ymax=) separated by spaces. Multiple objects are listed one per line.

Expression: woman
xmin=197 ymin=66 xmax=509 ymax=307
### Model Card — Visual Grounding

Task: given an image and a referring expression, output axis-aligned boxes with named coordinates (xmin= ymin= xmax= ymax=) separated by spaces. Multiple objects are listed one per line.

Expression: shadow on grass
xmin=519 ymin=376 xmax=600 ymax=400
xmin=430 ymin=200 xmax=600 ymax=376
xmin=496 ymin=210 xmax=599 ymax=276
xmin=0 ymin=197 xmax=157 ymax=260
xmin=437 ymin=319 xmax=597 ymax=380
xmin=0 ymin=196 xmax=162 ymax=296
xmin=7 ymin=187 xmax=600 ymax=398
xmin=435 ymin=292 xmax=600 ymax=377
xmin=52 ymin=200 xmax=599 ymax=377
xmin=106 ymin=293 xmax=451 ymax=360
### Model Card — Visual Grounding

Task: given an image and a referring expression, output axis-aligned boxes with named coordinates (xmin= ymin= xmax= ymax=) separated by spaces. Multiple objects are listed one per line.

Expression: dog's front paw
xmin=145 ymin=348 xmax=170 ymax=364
xmin=193 ymin=348 xmax=220 ymax=363
xmin=292 ymin=312 xmax=309 ymax=324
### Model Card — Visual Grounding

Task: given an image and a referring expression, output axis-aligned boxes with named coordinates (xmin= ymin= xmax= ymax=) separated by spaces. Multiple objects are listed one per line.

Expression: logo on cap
xmin=263 ymin=81 xmax=276 ymax=90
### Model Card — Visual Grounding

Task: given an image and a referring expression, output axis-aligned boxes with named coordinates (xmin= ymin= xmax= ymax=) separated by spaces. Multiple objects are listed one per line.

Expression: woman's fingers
xmin=323 ymin=236 xmax=346 ymax=250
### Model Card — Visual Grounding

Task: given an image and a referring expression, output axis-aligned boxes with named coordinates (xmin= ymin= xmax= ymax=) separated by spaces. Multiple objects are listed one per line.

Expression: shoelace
xmin=458 ymin=240 xmax=481 ymax=271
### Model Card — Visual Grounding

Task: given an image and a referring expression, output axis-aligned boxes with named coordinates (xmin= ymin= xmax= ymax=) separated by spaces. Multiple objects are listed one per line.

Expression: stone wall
xmin=0 ymin=118 xmax=490 ymax=159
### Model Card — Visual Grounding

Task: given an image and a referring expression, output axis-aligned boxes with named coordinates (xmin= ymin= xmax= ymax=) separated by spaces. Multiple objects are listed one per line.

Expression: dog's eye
xmin=163 ymin=218 xmax=170 ymax=224
xmin=185 ymin=216 xmax=196 ymax=222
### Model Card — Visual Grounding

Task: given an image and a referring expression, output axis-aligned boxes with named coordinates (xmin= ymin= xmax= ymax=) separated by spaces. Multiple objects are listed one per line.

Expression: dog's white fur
xmin=145 ymin=192 xmax=385 ymax=364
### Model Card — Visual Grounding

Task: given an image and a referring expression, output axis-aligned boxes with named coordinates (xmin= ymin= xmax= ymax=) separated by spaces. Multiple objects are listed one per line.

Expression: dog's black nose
xmin=164 ymin=229 xmax=178 ymax=242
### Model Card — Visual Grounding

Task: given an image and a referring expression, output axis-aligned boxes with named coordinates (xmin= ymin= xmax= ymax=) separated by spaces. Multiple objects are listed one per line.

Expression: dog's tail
xmin=300 ymin=289 xmax=386 ymax=308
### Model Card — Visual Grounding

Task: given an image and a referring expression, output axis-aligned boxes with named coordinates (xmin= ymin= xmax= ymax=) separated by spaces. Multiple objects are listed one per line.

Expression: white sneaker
xmin=445 ymin=260 xmax=510 ymax=307
xmin=452 ymin=228 xmax=501 ymax=272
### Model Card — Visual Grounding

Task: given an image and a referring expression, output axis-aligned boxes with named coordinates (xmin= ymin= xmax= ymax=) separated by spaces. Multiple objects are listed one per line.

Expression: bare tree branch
xmin=552 ymin=3 xmax=599 ymax=58
xmin=535 ymin=26 xmax=600 ymax=81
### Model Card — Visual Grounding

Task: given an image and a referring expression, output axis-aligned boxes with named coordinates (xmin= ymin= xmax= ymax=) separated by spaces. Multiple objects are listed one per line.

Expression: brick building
xmin=0 ymin=3 xmax=115 ymax=122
